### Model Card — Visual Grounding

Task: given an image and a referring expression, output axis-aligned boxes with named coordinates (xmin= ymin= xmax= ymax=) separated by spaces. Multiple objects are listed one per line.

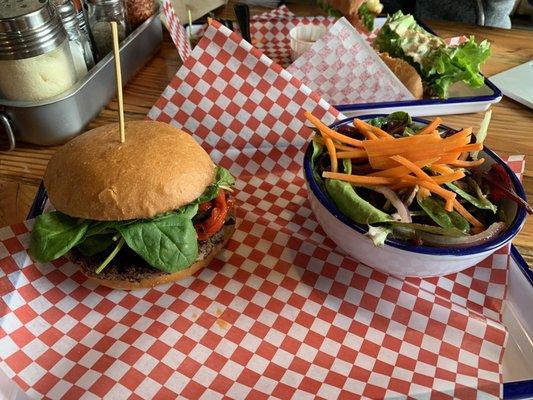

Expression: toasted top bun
xmin=44 ymin=121 xmax=216 ymax=221
xmin=379 ymin=53 xmax=424 ymax=99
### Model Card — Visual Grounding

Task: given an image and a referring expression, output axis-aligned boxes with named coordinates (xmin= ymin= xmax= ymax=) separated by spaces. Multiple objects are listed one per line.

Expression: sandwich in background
xmin=374 ymin=11 xmax=491 ymax=98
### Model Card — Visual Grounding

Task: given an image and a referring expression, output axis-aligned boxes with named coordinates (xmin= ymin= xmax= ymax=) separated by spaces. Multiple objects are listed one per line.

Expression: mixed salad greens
xmin=307 ymin=111 xmax=531 ymax=248
xmin=30 ymin=167 xmax=235 ymax=273
xmin=374 ymin=11 xmax=491 ymax=98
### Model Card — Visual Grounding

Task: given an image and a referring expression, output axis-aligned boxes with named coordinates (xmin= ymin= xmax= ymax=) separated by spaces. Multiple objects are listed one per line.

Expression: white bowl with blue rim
xmin=303 ymin=115 xmax=528 ymax=278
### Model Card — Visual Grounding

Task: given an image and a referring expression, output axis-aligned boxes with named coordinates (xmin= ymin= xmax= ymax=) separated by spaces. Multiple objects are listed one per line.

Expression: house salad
xmin=306 ymin=111 xmax=531 ymax=247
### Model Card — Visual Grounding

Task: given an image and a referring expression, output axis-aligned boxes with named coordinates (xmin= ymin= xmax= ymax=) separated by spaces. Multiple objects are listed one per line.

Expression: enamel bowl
xmin=304 ymin=115 xmax=528 ymax=278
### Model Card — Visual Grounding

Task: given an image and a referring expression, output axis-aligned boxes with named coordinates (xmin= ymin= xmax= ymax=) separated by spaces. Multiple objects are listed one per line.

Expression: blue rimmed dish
xmin=303 ymin=115 xmax=528 ymax=278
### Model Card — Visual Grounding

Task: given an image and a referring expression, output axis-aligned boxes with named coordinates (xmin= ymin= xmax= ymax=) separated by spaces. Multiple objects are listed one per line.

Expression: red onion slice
xmin=363 ymin=185 xmax=412 ymax=223
xmin=414 ymin=222 xmax=506 ymax=247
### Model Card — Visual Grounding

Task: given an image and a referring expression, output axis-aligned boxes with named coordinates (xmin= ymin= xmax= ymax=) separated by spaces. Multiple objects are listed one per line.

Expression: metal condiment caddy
xmin=0 ymin=4 xmax=162 ymax=150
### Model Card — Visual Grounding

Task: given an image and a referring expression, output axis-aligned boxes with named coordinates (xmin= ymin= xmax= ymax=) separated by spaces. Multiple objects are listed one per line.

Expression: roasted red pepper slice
xmin=195 ymin=190 xmax=229 ymax=241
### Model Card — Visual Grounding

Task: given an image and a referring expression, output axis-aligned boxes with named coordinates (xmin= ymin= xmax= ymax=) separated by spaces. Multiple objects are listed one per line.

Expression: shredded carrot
xmin=442 ymin=127 xmax=472 ymax=143
xmin=453 ymin=199 xmax=484 ymax=229
xmin=323 ymin=135 xmax=338 ymax=173
xmin=408 ymin=179 xmax=456 ymax=211
xmin=390 ymin=155 xmax=433 ymax=181
xmin=305 ymin=112 xmax=363 ymax=147
xmin=452 ymin=143 xmax=483 ymax=153
xmin=353 ymin=120 xmax=379 ymax=140
xmin=449 ymin=158 xmax=485 ymax=168
xmin=322 ymin=171 xmax=395 ymax=185
xmin=417 ymin=117 xmax=442 ymax=135
xmin=314 ymin=136 xmax=358 ymax=152
xmin=402 ymin=171 xmax=465 ymax=185
xmin=430 ymin=164 xmax=455 ymax=175
xmin=354 ymin=119 xmax=393 ymax=140
xmin=336 ymin=149 xmax=368 ymax=159
xmin=370 ymin=158 xmax=436 ymax=178
xmin=363 ymin=132 xmax=442 ymax=169
xmin=437 ymin=152 xmax=462 ymax=164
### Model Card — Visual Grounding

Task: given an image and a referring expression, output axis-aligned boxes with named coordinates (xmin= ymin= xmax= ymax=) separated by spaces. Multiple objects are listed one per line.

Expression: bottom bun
xmin=69 ymin=219 xmax=236 ymax=290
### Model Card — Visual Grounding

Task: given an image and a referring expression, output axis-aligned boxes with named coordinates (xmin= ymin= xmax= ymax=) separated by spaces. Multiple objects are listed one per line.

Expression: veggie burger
xmin=30 ymin=121 xmax=236 ymax=289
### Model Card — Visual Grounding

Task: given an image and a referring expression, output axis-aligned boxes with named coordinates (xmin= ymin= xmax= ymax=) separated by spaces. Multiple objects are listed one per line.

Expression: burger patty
xmin=70 ymin=215 xmax=236 ymax=283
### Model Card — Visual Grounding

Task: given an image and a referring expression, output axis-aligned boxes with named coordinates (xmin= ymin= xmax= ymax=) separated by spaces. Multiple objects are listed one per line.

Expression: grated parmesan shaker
xmin=0 ymin=0 xmax=78 ymax=102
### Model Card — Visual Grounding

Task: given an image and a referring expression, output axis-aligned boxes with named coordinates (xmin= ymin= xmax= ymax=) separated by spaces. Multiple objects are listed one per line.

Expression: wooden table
xmin=1 ymin=2 xmax=532 ymax=265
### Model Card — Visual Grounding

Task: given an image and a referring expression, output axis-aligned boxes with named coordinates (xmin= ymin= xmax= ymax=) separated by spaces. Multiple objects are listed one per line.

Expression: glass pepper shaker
xmin=85 ymin=0 xmax=128 ymax=60
xmin=56 ymin=0 xmax=94 ymax=78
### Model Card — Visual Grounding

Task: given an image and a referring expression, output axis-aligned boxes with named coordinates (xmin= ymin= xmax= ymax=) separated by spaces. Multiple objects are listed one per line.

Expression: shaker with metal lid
xmin=0 ymin=0 xmax=78 ymax=101
xmin=85 ymin=0 xmax=128 ymax=60
xmin=56 ymin=0 xmax=94 ymax=79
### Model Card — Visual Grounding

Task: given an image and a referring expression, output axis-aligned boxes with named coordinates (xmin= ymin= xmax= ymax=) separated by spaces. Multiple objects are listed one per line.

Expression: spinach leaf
xmin=368 ymin=111 xmax=412 ymax=136
xmin=77 ymin=234 xmax=115 ymax=256
xmin=389 ymin=221 xmax=466 ymax=237
xmin=417 ymin=197 xmax=469 ymax=233
xmin=387 ymin=111 xmax=412 ymax=127
xmin=30 ymin=212 xmax=91 ymax=262
xmin=86 ymin=220 xmax=134 ymax=237
xmin=446 ymin=181 xmax=497 ymax=213
xmin=325 ymin=179 xmax=392 ymax=224
xmin=368 ymin=117 xmax=387 ymax=128
xmin=117 ymin=213 xmax=198 ymax=273
xmin=196 ymin=166 xmax=235 ymax=204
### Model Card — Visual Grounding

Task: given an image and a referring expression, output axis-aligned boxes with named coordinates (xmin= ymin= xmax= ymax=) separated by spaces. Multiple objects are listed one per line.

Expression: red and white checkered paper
xmin=162 ymin=0 xmax=191 ymax=61
xmin=251 ymin=13 xmax=337 ymax=68
xmin=251 ymin=6 xmax=468 ymax=106
xmin=286 ymin=18 xmax=414 ymax=106
xmin=0 ymin=19 xmax=523 ymax=399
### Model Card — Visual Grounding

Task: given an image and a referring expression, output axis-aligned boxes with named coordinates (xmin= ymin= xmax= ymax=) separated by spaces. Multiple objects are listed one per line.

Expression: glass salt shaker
xmin=56 ymin=0 xmax=94 ymax=78
xmin=85 ymin=0 xmax=128 ymax=60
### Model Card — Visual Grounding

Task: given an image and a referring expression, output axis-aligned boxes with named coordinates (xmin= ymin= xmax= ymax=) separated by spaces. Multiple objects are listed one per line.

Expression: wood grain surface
xmin=0 ymin=1 xmax=531 ymax=265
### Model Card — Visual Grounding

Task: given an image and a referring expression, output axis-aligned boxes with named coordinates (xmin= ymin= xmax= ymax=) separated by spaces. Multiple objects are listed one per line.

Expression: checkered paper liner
xmin=250 ymin=4 xmax=295 ymax=21
xmin=0 ymin=19 xmax=523 ymax=400
xmin=162 ymin=0 xmax=190 ymax=61
xmin=251 ymin=14 xmax=337 ymax=68
xmin=286 ymin=18 xmax=414 ymax=106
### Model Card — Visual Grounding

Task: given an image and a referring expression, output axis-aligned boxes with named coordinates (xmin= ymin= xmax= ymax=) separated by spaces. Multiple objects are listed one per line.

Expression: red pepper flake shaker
xmin=125 ymin=0 xmax=156 ymax=29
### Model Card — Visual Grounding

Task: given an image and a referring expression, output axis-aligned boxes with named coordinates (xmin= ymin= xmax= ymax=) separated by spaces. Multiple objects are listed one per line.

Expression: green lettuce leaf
xmin=325 ymin=179 xmax=392 ymax=224
xmin=358 ymin=3 xmax=375 ymax=31
xmin=417 ymin=197 xmax=470 ymax=233
xmin=446 ymin=181 xmax=497 ymax=213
